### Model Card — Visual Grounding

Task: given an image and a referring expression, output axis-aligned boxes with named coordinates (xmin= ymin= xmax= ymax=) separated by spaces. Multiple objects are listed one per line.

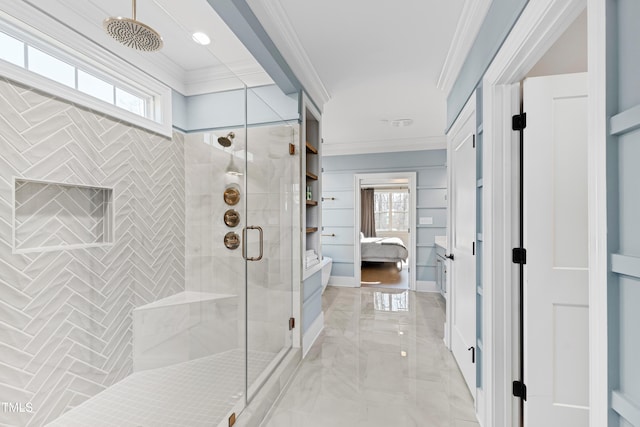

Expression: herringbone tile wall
xmin=0 ymin=77 xmax=185 ymax=426
xmin=14 ymin=180 xmax=112 ymax=252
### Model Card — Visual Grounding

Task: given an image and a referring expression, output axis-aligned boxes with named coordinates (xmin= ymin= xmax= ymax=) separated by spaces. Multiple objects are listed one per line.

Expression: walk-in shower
xmin=0 ymin=4 xmax=299 ymax=426
xmin=35 ymin=88 xmax=298 ymax=427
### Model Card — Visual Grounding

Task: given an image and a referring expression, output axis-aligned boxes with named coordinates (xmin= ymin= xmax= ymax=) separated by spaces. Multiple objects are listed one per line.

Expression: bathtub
xmin=320 ymin=256 xmax=332 ymax=294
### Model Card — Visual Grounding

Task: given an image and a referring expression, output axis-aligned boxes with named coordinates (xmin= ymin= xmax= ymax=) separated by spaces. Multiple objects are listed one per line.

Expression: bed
xmin=360 ymin=235 xmax=409 ymax=269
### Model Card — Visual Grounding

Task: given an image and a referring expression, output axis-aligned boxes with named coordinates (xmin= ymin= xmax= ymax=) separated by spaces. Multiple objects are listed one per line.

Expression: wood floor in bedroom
xmin=360 ymin=261 xmax=409 ymax=290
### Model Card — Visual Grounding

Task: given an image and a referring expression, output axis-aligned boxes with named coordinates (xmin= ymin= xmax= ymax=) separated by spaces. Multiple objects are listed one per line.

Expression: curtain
xmin=361 ymin=188 xmax=376 ymax=237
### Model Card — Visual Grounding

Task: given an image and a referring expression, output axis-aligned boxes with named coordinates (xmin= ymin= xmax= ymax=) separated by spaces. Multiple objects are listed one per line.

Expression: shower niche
xmin=13 ymin=178 xmax=114 ymax=253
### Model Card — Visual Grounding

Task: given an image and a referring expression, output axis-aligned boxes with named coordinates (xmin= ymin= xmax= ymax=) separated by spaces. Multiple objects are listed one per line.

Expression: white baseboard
xmin=416 ymin=280 xmax=438 ymax=293
xmin=302 ymin=312 xmax=324 ymax=358
xmin=328 ymin=275 xmax=358 ymax=288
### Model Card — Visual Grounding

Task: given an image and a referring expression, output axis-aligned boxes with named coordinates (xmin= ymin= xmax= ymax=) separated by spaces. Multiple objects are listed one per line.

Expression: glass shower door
xmin=244 ymin=110 xmax=297 ymax=400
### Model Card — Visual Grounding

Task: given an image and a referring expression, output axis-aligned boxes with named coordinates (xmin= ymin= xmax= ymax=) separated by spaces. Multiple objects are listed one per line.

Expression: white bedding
xmin=361 ymin=237 xmax=408 ymax=263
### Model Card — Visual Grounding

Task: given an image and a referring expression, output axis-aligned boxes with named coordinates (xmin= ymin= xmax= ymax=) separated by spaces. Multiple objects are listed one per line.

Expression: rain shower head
xmin=218 ymin=132 xmax=236 ymax=148
xmin=104 ymin=0 xmax=163 ymax=52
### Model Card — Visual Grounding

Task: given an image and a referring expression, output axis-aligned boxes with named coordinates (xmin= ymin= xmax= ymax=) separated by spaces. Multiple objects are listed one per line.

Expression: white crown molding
xmin=323 ymin=136 xmax=447 ymax=156
xmin=246 ymin=0 xmax=331 ymax=108
xmin=437 ymin=0 xmax=492 ymax=96
xmin=183 ymin=61 xmax=274 ymax=95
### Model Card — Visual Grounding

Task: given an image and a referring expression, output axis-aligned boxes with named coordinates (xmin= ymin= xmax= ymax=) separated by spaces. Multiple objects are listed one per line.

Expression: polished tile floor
xmin=262 ymin=287 xmax=480 ymax=427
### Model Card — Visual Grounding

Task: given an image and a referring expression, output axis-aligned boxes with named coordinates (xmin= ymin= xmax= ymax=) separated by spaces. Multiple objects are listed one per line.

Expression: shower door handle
xmin=254 ymin=226 xmax=263 ymax=261
xmin=242 ymin=226 xmax=264 ymax=261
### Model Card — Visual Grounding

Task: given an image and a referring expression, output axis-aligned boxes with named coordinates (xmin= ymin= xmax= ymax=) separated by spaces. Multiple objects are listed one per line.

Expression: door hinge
xmin=472 ymin=241 xmax=475 ymax=256
xmin=289 ymin=143 xmax=296 ymax=155
xmin=473 ymin=134 xmax=476 ymax=148
xmin=229 ymin=412 xmax=236 ymax=427
xmin=512 ymin=248 xmax=527 ymax=264
xmin=513 ymin=380 xmax=527 ymax=400
xmin=289 ymin=317 xmax=295 ymax=330
xmin=512 ymin=113 xmax=527 ymax=131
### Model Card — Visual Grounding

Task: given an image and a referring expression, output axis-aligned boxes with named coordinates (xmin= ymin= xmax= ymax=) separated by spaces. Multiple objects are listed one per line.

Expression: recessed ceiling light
xmin=192 ymin=32 xmax=211 ymax=46
xmin=391 ymin=119 xmax=413 ymax=127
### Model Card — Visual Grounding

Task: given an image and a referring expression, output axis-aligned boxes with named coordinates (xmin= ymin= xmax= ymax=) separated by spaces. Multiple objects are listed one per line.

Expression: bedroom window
xmin=374 ymin=189 xmax=409 ymax=231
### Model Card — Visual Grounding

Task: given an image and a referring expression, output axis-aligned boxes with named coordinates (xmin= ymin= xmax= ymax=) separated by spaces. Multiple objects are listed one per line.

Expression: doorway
xmin=353 ymin=172 xmax=417 ymax=291
xmin=481 ymin=2 xmax=589 ymax=427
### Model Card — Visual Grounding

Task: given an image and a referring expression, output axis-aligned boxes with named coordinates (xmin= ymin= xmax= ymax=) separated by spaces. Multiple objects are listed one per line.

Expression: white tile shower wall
xmin=0 ymin=77 xmax=185 ymax=426
xmin=245 ymin=125 xmax=298 ymax=357
xmin=184 ymin=125 xmax=299 ymax=358
xmin=184 ymin=131 xmax=244 ymax=299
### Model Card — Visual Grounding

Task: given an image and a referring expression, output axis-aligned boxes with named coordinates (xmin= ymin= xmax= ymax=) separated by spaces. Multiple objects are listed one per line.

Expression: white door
xmin=450 ymin=105 xmax=476 ymax=395
xmin=523 ymin=73 xmax=589 ymax=426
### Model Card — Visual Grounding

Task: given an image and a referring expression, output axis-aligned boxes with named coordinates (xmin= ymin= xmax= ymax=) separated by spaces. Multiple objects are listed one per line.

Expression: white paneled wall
xmin=322 ymin=150 xmax=447 ymax=283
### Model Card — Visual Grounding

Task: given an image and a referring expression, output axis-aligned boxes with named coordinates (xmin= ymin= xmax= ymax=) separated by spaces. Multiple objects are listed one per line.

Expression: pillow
xmin=360 ymin=232 xmax=365 ymax=240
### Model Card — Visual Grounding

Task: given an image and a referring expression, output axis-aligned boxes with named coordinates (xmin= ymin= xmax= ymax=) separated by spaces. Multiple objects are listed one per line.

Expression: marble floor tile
xmin=261 ymin=287 xmax=480 ymax=427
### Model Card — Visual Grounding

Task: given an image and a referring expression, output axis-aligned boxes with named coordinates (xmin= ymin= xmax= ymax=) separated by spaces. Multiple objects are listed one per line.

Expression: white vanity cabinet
xmin=435 ymin=236 xmax=448 ymax=297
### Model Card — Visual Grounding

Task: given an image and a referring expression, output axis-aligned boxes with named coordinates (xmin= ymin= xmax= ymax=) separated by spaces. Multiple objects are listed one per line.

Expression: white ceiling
xmin=249 ymin=0 xmax=466 ymax=155
xmin=6 ymin=0 xmax=480 ymax=154
xmin=17 ymin=0 xmax=273 ymax=95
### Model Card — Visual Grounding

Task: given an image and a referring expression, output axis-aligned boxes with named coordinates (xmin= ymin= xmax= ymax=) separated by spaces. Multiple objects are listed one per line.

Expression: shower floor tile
xmin=47 ymin=349 xmax=276 ymax=427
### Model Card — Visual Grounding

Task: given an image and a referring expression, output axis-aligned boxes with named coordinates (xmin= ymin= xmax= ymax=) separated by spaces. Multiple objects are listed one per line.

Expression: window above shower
xmin=0 ymin=9 xmax=171 ymax=136
xmin=0 ymin=30 xmax=151 ymax=118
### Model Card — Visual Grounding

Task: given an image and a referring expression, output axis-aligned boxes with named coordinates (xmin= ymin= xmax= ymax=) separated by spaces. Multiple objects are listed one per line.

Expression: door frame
xmin=446 ymin=92 xmax=477 ymax=396
xmin=353 ymin=172 xmax=417 ymax=291
xmin=445 ymin=92 xmax=476 ymax=349
xmin=479 ymin=0 xmax=607 ymax=426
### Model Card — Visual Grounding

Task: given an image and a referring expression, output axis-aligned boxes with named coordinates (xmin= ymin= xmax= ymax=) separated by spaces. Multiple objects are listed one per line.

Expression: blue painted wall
xmin=446 ymin=0 xmax=528 ymax=131
xmin=322 ymin=150 xmax=447 ymax=282
xmin=608 ymin=1 xmax=640 ymax=425
xmin=172 ymin=85 xmax=299 ymax=132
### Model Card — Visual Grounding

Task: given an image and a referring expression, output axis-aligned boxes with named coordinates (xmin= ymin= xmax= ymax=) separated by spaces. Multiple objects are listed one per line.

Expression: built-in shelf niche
xmin=302 ymin=96 xmax=322 ymax=269
xmin=13 ymin=178 xmax=114 ymax=253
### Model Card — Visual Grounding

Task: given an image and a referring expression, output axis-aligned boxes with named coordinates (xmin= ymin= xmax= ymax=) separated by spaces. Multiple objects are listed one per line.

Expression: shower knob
xmin=224 ymin=209 xmax=240 ymax=227
xmin=224 ymin=232 xmax=240 ymax=250
xmin=224 ymin=187 xmax=240 ymax=206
